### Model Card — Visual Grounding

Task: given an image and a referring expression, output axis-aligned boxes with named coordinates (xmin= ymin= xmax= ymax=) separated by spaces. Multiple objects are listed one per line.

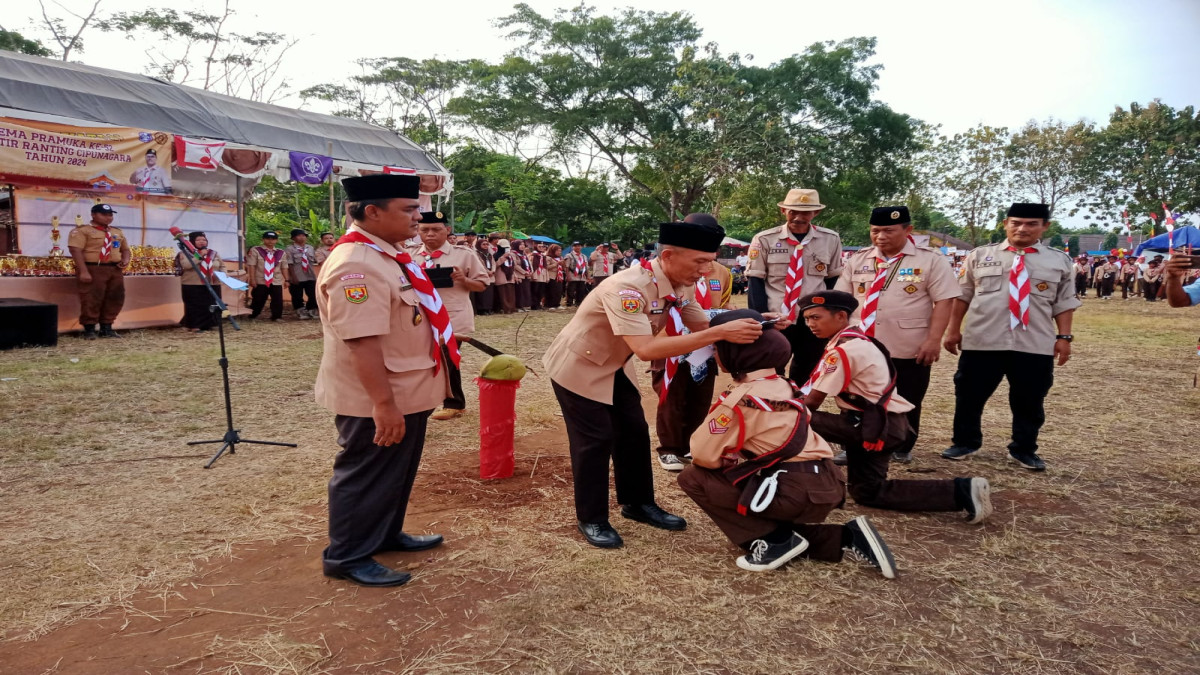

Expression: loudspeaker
xmin=0 ymin=297 xmax=58 ymax=349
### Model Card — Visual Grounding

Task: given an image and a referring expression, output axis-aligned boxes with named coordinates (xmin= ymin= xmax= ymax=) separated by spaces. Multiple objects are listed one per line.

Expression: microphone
xmin=169 ymin=226 xmax=199 ymax=257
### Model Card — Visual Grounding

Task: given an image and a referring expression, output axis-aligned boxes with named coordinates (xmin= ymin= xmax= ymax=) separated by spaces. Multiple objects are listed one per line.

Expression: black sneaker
xmin=81 ymin=327 xmax=98 ymax=340
xmin=1008 ymin=449 xmax=1046 ymax=471
xmin=941 ymin=445 xmax=978 ymax=461
xmin=843 ymin=516 xmax=897 ymax=579
xmin=736 ymin=532 xmax=809 ymax=572
xmin=832 ymin=449 xmax=847 ymax=466
xmin=99 ymin=324 xmax=121 ymax=338
xmin=658 ymin=453 xmax=687 ymax=472
xmin=955 ymin=477 xmax=993 ymax=524
xmin=891 ymin=451 xmax=913 ymax=464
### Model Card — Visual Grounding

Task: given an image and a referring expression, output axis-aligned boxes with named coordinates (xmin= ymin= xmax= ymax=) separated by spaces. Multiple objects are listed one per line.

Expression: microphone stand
xmin=174 ymin=240 xmax=297 ymax=468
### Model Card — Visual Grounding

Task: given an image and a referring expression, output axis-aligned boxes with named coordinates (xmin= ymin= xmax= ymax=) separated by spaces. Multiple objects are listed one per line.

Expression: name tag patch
xmin=340 ymin=273 xmax=365 ymax=281
xmin=709 ymin=279 xmax=721 ymax=290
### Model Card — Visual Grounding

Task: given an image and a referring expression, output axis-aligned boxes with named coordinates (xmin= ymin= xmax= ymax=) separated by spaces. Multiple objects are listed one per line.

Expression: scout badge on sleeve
xmin=344 ymin=285 xmax=368 ymax=304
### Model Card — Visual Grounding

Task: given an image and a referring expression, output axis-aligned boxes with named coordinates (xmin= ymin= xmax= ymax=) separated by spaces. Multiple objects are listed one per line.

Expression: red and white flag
xmin=383 ymin=166 xmax=418 ymax=175
xmin=1163 ymin=203 xmax=1177 ymax=227
xmin=174 ymin=137 xmax=225 ymax=171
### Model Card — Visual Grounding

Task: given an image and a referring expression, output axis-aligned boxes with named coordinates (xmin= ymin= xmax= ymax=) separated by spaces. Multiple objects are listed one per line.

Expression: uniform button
xmin=585 ymin=350 xmax=592 ymax=355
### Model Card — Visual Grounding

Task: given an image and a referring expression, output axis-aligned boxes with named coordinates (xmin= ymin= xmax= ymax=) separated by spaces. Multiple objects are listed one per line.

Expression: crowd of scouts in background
xmin=1072 ymin=251 xmax=1200 ymax=301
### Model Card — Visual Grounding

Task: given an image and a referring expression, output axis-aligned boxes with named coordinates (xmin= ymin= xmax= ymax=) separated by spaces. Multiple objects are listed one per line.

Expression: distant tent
xmin=1135 ymin=226 xmax=1200 ymax=254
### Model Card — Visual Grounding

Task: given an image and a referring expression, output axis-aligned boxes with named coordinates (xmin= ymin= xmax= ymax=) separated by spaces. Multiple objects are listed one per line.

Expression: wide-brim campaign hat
xmin=778 ymin=188 xmax=825 ymax=212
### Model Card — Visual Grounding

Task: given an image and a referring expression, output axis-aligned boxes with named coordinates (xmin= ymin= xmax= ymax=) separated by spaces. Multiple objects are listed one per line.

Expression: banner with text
xmin=0 ymin=117 xmax=172 ymax=194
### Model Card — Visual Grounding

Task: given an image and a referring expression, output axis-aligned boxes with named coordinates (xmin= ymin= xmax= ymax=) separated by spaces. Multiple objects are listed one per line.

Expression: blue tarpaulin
xmin=1136 ymin=226 xmax=1200 ymax=254
xmin=528 ymin=235 xmax=561 ymax=244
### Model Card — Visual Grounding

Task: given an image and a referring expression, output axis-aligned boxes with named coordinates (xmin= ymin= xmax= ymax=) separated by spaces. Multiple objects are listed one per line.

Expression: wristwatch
xmin=1055 ymin=334 xmax=1074 ymax=342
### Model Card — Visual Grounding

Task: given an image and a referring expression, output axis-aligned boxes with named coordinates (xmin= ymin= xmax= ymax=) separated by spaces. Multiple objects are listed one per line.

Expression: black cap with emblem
xmin=91 ymin=203 xmax=115 ymax=215
xmin=798 ymin=290 xmax=859 ymax=314
xmin=869 ymin=206 xmax=910 ymax=226
xmin=659 ymin=218 xmax=725 ymax=253
xmin=420 ymin=211 xmax=448 ymax=224
xmin=342 ymin=174 xmax=420 ymax=201
xmin=1006 ymin=202 xmax=1050 ymax=220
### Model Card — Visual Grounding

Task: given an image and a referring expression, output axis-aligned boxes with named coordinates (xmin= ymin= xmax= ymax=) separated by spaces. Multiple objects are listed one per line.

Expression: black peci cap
xmin=869 ymin=206 xmax=910 ymax=226
xmin=290 ymin=228 xmax=307 ymax=238
xmin=1007 ymin=203 xmax=1050 ymax=220
xmin=798 ymin=290 xmax=859 ymax=314
xmin=658 ymin=220 xmax=725 ymax=253
xmin=420 ymin=211 xmax=448 ymax=224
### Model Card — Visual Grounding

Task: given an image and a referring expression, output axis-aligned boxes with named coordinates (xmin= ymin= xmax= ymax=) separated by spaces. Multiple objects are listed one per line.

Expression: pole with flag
xmin=1122 ymin=209 xmax=1132 ymax=248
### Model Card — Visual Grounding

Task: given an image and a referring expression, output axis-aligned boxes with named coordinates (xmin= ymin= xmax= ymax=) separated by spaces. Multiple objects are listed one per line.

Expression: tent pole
xmin=327 ymin=141 xmax=335 ymax=233
xmin=5 ymin=183 xmax=15 ymax=254
xmin=236 ymin=175 xmax=245 ymax=264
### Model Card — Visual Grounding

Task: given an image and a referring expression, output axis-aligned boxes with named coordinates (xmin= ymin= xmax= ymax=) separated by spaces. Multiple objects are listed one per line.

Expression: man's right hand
xmin=372 ymin=402 xmax=407 ymax=447
xmin=77 ymin=270 xmax=92 ymax=283
xmin=717 ymin=318 xmax=763 ymax=344
xmin=943 ymin=330 xmax=963 ymax=355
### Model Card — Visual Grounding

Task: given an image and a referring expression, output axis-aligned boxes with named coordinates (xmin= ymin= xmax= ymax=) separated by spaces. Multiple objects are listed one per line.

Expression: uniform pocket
xmin=896 ymin=317 xmax=930 ymax=329
xmin=976 ymin=274 xmax=1004 ymax=294
xmin=1030 ymin=277 xmax=1056 ymax=298
xmin=568 ymin=335 xmax=611 ymax=366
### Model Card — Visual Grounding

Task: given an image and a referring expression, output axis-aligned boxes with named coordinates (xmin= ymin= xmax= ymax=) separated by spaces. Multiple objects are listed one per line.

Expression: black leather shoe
xmin=326 ymin=560 xmax=411 ymax=587
xmin=620 ymin=503 xmax=687 ymax=531
xmin=577 ymin=521 xmax=623 ymax=548
xmin=386 ymin=532 xmax=444 ymax=552
xmin=99 ymin=324 xmax=121 ymax=338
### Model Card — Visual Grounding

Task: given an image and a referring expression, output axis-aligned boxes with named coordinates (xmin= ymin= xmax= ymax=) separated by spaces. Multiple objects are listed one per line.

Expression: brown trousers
xmin=496 ymin=284 xmax=516 ymax=314
xmin=78 ymin=264 xmax=125 ymax=325
xmin=650 ymin=361 xmax=717 ymax=456
xmin=678 ymin=459 xmax=846 ymax=560
xmin=810 ymin=410 xmax=958 ymax=512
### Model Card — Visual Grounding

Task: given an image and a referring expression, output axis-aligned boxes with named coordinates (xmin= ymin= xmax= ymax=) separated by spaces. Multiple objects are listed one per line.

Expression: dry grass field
xmin=1 ymin=294 xmax=1198 ymax=674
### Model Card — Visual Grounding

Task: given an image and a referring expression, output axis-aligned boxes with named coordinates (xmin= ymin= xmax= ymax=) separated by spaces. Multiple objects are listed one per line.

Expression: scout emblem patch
xmin=621 ymin=297 xmax=642 ymax=313
xmin=858 ymin=283 xmax=866 ymax=294
xmin=344 ymin=285 xmax=368 ymax=303
xmin=904 ymin=284 xmax=918 ymax=294
xmin=708 ymin=413 xmax=731 ymax=434
xmin=815 ymin=263 xmax=826 ymax=272
xmin=823 ymin=353 xmax=839 ymax=374
xmin=1036 ymin=281 xmax=1049 ymax=292
xmin=749 ymin=248 xmax=760 ymax=259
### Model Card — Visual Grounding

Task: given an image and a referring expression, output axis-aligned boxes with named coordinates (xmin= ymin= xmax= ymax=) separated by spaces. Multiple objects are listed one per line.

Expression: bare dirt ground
xmin=1 ymin=295 xmax=1199 ymax=674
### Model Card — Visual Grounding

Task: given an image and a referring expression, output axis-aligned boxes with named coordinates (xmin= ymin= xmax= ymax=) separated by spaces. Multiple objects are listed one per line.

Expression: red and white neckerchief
xmin=518 ymin=253 xmax=531 ymax=273
xmin=859 ymin=250 xmax=906 ymax=336
xmin=555 ymin=258 xmax=564 ymax=282
xmin=258 ymin=247 xmax=281 ymax=285
xmin=780 ymin=230 xmax=813 ymax=320
xmin=97 ymin=224 xmax=113 ymax=262
xmin=695 ymin=276 xmax=713 ymax=309
xmin=423 ymin=248 xmax=445 ymax=269
xmin=659 ymin=293 xmax=686 ymax=404
xmin=602 ymin=254 xmax=610 ymax=275
xmin=572 ymin=253 xmax=587 ymax=275
xmin=1007 ymin=245 xmax=1037 ymax=331
xmin=299 ymin=246 xmax=310 ymax=273
xmin=333 ymin=231 xmax=460 ymax=375
xmin=799 ymin=326 xmax=871 ymax=395
xmin=534 ymin=253 xmax=545 ymax=275
xmin=198 ymin=250 xmax=215 ymax=281
xmin=640 ymin=258 xmax=653 ymax=271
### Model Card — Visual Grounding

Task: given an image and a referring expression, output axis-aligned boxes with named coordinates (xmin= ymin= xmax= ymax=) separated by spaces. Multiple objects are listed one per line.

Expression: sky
xmin=9 ymin=0 xmax=1199 ymax=134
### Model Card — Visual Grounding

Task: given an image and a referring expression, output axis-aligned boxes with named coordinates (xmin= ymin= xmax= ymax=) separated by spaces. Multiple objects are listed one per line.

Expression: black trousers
xmin=290 ymin=279 xmax=317 ymax=311
xmin=1143 ymin=280 xmax=1161 ymax=301
xmin=1098 ymin=276 xmax=1115 ymax=297
xmin=552 ymin=370 xmax=655 ymax=523
xmin=250 ymin=284 xmax=283 ymax=319
xmin=952 ymin=350 xmax=1055 ymax=454
xmin=442 ymin=341 xmax=465 ymax=410
xmin=531 ymin=281 xmax=547 ymax=309
xmin=566 ymin=280 xmax=588 ymax=306
xmin=810 ymin=410 xmax=958 ymax=512
xmin=180 ymin=284 xmax=217 ymax=330
xmin=782 ymin=322 xmax=829 ymax=383
xmin=544 ymin=280 xmax=563 ymax=308
xmin=323 ymin=411 xmax=432 ymax=575
xmin=892 ymin=358 xmax=931 ymax=455
xmin=1074 ymin=275 xmax=1088 ymax=296
xmin=472 ymin=285 xmax=495 ymax=314
xmin=516 ymin=279 xmax=532 ymax=309
xmin=651 ymin=361 xmax=717 ymax=456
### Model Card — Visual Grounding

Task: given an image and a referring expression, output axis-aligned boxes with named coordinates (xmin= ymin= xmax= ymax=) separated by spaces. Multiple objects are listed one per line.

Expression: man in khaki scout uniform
xmin=1093 ymin=255 xmax=1118 ymax=299
xmin=544 ymin=220 xmax=763 ymax=549
xmin=800 ymin=291 xmax=993 ymax=525
xmin=315 ymin=174 xmax=449 ymax=588
xmin=652 ymin=213 xmax=736 ymax=473
xmin=314 ymin=232 xmax=335 ymax=269
xmin=564 ymin=241 xmax=591 ymax=306
xmin=834 ymin=206 xmax=960 ymax=463
xmin=411 ymin=210 xmax=490 ymax=421
xmin=943 ymin=203 xmax=1080 ymax=471
xmin=285 ymin=228 xmax=318 ymax=319
xmin=1120 ymin=255 xmax=1139 ymax=299
xmin=68 ymin=203 xmax=131 ymax=339
xmin=678 ymin=309 xmax=898 ymax=578
xmin=246 ymin=231 xmax=289 ymax=320
xmin=746 ymin=188 xmax=844 ymax=381
xmin=589 ymin=242 xmax=618 ymax=286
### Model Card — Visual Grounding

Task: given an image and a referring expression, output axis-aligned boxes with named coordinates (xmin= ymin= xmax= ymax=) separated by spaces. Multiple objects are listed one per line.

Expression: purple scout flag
xmin=289 ymin=151 xmax=334 ymax=185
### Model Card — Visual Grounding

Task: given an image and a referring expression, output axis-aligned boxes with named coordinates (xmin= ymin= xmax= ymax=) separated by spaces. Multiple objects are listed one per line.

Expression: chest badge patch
xmin=621 ymin=298 xmax=643 ymax=314
xmin=1036 ymin=281 xmax=1049 ymax=292
xmin=709 ymin=279 xmax=722 ymax=291
xmin=815 ymin=263 xmax=826 ymax=272
xmin=708 ymin=413 xmax=732 ymax=434
xmin=904 ymin=284 xmax=918 ymax=294
xmin=858 ymin=283 xmax=866 ymax=294
xmin=344 ymin=285 xmax=368 ymax=303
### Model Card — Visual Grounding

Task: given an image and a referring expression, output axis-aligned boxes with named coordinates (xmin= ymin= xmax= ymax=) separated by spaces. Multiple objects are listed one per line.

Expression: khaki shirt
xmin=314 ymin=245 xmax=333 ymax=267
xmin=176 ymin=250 xmax=225 ymax=285
xmin=285 ymin=243 xmax=318 ymax=283
xmin=68 ymin=224 xmax=128 ymax=264
xmin=1092 ymin=263 xmax=1118 ymax=283
xmin=1121 ymin=262 xmax=1138 ymax=280
xmin=745 ymin=224 xmax=844 ymax=313
xmin=834 ymin=241 xmax=960 ymax=359
xmin=1073 ymin=262 xmax=1090 ymax=278
xmin=546 ymin=256 xmax=563 ymax=282
xmin=690 ymin=370 xmax=833 ymax=469
xmin=543 ymin=259 xmax=708 ymax=404
xmin=958 ymin=241 xmax=1080 ymax=355
xmin=314 ymin=224 xmax=445 ymax=417
xmin=1144 ymin=265 xmax=1163 ymax=282
xmin=810 ymin=335 xmax=914 ymax=414
xmin=411 ymin=241 xmax=490 ymax=336
xmin=530 ymin=253 xmax=550 ymax=282
xmin=589 ymin=250 xmax=618 ymax=278
xmin=245 ymin=246 xmax=286 ymax=286
xmin=473 ymin=246 xmax=496 ymax=278
xmin=696 ymin=261 xmax=734 ymax=310
xmin=493 ymin=252 xmax=515 ymax=285
xmin=564 ymin=252 xmax=590 ymax=282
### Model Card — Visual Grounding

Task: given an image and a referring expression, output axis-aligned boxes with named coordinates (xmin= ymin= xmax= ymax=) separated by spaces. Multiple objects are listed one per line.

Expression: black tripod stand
xmin=174 ymin=239 xmax=296 ymax=468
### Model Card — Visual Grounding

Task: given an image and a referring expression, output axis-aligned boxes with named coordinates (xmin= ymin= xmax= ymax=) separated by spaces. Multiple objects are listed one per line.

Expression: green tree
xmin=929 ymin=125 xmax=1010 ymax=246
xmin=1102 ymin=232 xmax=1118 ymax=250
xmin=0 ymin=26 xmax=54 ymax=55
xmin=1048 ymin=233 xmax=1065 ymax=249
xmin=1007 ymin=118 xmax=1094 ymax=219
xmin=1082 ymin=100 xmax=1200 ymax=226
xmin=1067 ymin=235 xmax=1080 ymax=257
